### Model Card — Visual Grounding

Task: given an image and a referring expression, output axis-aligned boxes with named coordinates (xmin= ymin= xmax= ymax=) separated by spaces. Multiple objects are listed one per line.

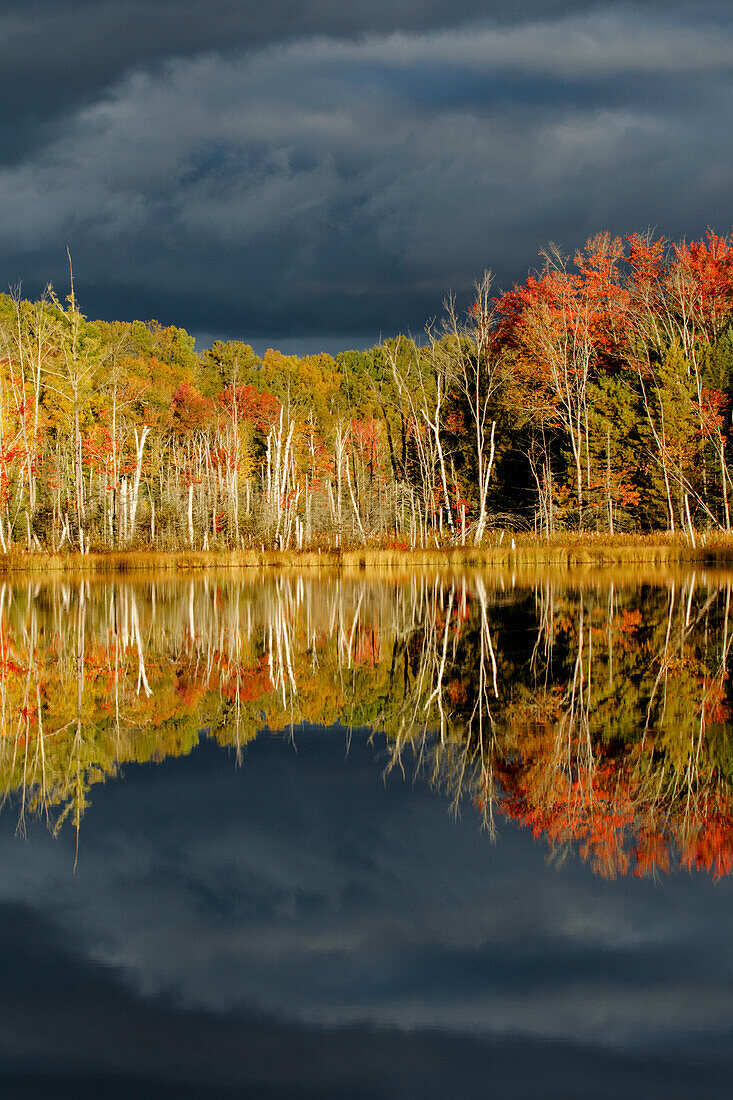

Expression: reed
xmin=1 ymin=532 xmax=733 ymax=574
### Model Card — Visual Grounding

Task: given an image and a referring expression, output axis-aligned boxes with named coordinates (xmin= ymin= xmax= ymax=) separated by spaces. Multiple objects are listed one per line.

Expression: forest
xmin=0 ymin=228 xmax=732 ymax=551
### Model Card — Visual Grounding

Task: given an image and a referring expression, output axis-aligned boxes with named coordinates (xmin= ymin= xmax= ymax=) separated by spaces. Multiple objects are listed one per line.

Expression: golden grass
xmin=2 ymin=532 xmax=733 ymax=575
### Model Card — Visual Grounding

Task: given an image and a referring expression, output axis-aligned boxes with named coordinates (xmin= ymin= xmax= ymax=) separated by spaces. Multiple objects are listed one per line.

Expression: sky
xmin=1 ymin=0 xmax=732 ymax=354
xmin=2 ymin=730 xmax=733 ymax=1097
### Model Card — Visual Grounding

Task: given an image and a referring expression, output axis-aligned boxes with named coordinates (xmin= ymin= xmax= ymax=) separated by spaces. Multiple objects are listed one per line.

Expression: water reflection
xmin=2 ymin=569 xmax=733 ymax=878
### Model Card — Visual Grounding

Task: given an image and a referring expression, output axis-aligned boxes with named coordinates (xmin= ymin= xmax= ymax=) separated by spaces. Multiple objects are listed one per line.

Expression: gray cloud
xmin=0 ymin=0 xmax=616 ymax=166
xmin=1 ymin=1 xmax=732 ymax=346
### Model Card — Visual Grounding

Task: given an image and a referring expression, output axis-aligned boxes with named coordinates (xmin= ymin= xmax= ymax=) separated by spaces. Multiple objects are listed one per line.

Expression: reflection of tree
xmin=378 ymin=574 xmax=501 ymax=831
xmin=0 ymin=575 xmax=403 ymax=840
xmin=499 ymin=576 xmax=733 ymax=878
xmin=1 ymin=571 xmax=733 ymax=878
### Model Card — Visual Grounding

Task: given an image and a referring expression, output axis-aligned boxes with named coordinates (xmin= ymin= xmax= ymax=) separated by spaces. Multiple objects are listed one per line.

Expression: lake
xmin=1 ymin=567 xmax=733 ymax=1098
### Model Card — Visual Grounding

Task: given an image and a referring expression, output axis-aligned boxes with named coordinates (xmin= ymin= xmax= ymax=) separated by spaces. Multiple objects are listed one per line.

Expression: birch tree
xmin=439 ymin=271 xmax=505 ymax=543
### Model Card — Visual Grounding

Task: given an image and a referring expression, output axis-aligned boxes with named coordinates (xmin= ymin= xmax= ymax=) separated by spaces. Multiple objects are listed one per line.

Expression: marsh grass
xmin=1 ymin=532 xmax=733 ymax=575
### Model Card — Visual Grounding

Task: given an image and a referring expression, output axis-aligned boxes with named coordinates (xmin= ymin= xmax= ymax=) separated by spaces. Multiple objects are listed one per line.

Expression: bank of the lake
xmin=1 ymin=533 xmax=733 ymax=573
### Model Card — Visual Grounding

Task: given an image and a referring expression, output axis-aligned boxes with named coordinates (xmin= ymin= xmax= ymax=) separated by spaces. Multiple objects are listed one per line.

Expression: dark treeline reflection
xmin=2 ymin=569 xmax=733 ymax=878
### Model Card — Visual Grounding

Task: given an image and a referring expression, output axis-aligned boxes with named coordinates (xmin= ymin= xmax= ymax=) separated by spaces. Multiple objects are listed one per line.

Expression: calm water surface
xmin=1 ymin=568 xmax=733 ymax=1098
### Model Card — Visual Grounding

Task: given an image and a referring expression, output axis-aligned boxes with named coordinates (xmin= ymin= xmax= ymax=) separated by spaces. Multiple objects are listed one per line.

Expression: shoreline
xmin=1 ymin=536 xmax=733 ymax=573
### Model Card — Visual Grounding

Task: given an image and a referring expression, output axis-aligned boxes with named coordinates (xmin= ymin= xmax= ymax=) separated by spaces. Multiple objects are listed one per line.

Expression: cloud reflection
xmin=0 ymin=730 xmax=731 ymax=1063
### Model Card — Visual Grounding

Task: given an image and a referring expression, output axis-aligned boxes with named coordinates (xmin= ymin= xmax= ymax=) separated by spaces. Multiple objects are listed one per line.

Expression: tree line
xmin=1 ymin=228 xmax=733 ymax=551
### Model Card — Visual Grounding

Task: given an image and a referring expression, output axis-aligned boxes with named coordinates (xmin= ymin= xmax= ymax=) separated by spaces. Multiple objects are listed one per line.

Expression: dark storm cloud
xmin=0 ymin=0 xmax=622 ymax=127
xmin=1 ymin=0 xmax=614 ymax=162
xmin=1 ymin=0 xmax=732 ymax=347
